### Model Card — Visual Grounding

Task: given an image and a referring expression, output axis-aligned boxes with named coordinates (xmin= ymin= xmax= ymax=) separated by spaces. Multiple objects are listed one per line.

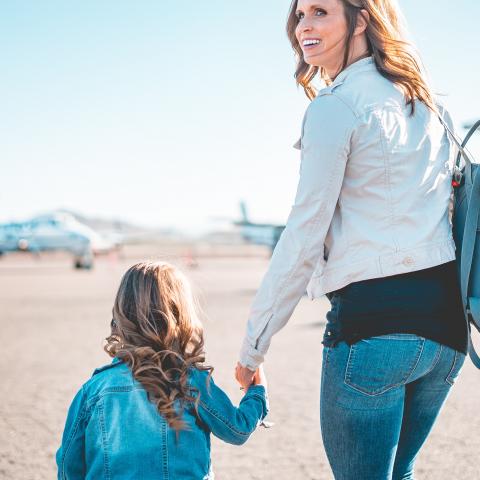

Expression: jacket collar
xmin=327 ymin=56 xmax=375 ymax=90
xmin=92 ymin=356 xmax=123 ymax=376
xmin=293 ymin=56 xmax=376 ymax=149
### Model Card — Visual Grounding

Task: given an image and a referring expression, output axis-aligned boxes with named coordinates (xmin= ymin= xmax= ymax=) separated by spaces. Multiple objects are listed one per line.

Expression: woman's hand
xmin=253 ymin=365 xmax=267 ymax=389
xmin=235 ymin=362 xmax=256 ymax=391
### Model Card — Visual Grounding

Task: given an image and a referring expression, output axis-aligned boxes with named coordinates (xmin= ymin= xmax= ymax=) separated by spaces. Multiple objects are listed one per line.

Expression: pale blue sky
xmin=2 ymin=1 xmax=479 ymax=233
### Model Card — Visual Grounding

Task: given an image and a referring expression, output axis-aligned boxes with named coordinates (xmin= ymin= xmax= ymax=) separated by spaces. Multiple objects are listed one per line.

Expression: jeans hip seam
xmin=445 ymin=350 xmax=460 ymax=386
xmin=343 ymin=344 xmax=356 ymax=386
xmin=321 ymin=346 xmax=332 ymax=388
xmin=403 ymin=337 xmax=426 ymax=384
xmin=421 ymin=343 xmax=444 ymax=379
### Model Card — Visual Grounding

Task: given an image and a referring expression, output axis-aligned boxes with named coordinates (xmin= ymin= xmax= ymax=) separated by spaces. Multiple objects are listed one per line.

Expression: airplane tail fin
xmin=240 ymin=201 xmax=249 ymax=223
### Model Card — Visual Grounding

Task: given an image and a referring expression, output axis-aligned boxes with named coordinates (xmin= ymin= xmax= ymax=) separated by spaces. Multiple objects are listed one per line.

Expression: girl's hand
xmin=253 ymin=365 xmax=267 ymax=389
xmin=235 ymin=362 xmax=255 ymax=390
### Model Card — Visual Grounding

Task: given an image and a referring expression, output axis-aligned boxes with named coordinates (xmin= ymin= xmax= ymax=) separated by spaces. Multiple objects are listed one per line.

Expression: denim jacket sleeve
xmin=193 ymin=370 xmax=269 ymax=445
xmin=239 ymin=93 xmax=358 ymax=370
xmin=56 ymin=387 xmax=87 ymax=479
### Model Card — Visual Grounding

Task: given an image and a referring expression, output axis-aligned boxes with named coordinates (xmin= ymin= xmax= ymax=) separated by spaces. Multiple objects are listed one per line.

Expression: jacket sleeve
xmin=56 ymin=387 xmax=87 ymax=479
xmin=239 ymin=93 xmax=358 ymax=370
xmin=193 ymin=370 xmax=269 ymax=445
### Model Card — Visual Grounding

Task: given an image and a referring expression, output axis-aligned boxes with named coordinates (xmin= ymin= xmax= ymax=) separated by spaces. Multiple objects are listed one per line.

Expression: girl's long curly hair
xmin=104 ymin=261 xmax=212 ymax=431
xmin=286 ymin=0 xmax=436 ymax=115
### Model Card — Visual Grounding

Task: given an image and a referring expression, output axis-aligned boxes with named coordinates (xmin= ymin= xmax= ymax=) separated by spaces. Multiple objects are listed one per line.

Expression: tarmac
xmin=0 ymin=244 xmax=479 ymax=479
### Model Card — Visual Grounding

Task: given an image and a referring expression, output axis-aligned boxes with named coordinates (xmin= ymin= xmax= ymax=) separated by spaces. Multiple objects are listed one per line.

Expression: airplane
xmin=0 ymin=212 xmax=118 ymax=269
xmin=234 ymin=201 xmax=285 ymax=254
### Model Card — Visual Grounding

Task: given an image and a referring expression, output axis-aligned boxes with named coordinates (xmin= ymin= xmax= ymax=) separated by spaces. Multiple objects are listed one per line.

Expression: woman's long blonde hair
xmin=104 ymin=261 xmax=212 ymax=431
xmin=286 ymin=0 xmax=436 ymax=114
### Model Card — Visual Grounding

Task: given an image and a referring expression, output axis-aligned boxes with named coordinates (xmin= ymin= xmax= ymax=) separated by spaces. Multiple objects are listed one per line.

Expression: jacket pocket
xmin=344 ymin=334 xmax=424 ymax=396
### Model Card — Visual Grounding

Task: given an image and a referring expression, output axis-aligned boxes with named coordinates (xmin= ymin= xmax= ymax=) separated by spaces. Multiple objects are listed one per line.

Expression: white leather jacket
xmin=240 ymin=56 xmax=457 ymax=370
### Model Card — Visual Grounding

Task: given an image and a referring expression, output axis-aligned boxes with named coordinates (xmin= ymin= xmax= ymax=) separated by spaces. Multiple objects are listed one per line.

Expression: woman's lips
xmin=302 ymin=39 xmax=321 ymax=51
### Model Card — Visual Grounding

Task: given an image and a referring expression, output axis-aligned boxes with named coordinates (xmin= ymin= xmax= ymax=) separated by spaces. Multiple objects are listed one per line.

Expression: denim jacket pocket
xmin=344 ymin=335 xmax=424 ymax=396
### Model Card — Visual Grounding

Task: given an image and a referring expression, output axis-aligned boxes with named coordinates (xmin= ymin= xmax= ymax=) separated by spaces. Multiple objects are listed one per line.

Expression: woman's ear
xmin=354 ymin=9 xmax=369 ymax=35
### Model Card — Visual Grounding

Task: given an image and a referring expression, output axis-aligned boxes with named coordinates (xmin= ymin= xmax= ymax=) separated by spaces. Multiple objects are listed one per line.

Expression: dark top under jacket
xmin=323 ymin=260 xmax=469 ymax=354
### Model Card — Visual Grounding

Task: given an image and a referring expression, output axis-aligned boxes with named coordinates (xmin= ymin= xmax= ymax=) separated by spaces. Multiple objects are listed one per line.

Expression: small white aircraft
xmin=234 ymin=202 xmax=285 ymax=254
xmin=0 ymin=212 xmax=118 ymax=269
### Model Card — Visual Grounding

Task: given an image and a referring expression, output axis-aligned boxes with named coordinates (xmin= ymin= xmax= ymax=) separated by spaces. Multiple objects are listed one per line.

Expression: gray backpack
xmin=439 ymin=118 xmax=480 ymax=368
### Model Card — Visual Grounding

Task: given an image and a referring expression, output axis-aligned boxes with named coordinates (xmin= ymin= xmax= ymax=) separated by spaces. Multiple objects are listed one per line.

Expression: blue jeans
xmin=320 ymin=335 xmax=466 ymax=480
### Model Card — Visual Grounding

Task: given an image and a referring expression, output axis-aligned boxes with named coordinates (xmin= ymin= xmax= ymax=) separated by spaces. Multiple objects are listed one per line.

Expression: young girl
xmin=57 ymin=261 xmax=268 ymax=479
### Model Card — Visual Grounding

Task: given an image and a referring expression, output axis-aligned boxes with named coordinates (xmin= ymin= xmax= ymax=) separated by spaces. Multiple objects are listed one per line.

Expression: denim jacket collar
xmin=92 ymin=357 xmax=122 ymax=376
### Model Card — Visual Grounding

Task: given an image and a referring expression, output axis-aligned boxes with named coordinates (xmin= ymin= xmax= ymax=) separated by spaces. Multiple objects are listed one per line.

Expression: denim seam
xmin=246 ymin=394 xmax=268 ymax=422
xmin=98 ymin=401 xmax=111 ymax=480
xmin=403 ymin=338 xmax=426 ymax=384
xmin=244 ymin=393 xmax=269 ymax=421
xmin=161 ymin=420 xmax=169 ymax=479
xmin=320 ymin=346 xmax=332 ymax=438
xmin=344 ymin=345 xmax=356 ymax=386
xmin=320 ymin=347 xmax=331 ymax=451
xmin=327 ymin=403 xmax=408 ymax=412
xmin=245 ymin=392 xmax=267 ymax=404
xmin=321 ymin=347 xmax=332 ymax=391
xmin=421 ymin=344 xmax=444 ymax=379
xmin=199 ymin=400 xmax=250 ymax=438
xmin=369 ymin=335 xmax=420 ymax=341
xmin=85 ymin=386 xmax=142 ymax=409
xmin=445 ymin=350 xmax=459 ymax=386
xmin=60 ymin=392 xmax=87 ymax=479
xmin=344 ymin=338 xmax=425 ymax=396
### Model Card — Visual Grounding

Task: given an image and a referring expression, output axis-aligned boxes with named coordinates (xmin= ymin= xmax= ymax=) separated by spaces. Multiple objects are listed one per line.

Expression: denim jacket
xmin=56 ymin=358 xmax=268 ymax=479
xmin=240 ymin=56 xmax=457 ymax=370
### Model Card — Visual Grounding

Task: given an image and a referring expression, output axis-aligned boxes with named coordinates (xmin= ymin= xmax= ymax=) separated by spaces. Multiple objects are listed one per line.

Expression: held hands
xmin=235 ymin=363 xmax=273 ymax=429
xmin=235 ymin=362 xmax=267 ymax=391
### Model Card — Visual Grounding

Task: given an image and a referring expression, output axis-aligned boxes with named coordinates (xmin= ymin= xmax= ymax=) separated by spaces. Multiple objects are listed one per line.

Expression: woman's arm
xmin=239 ymin=93 xmax=358 ymax=371
xmin=56 ymin=387 xmax=87 ymax=479
xmin=193 ymin=370 xmax=269 ymax=445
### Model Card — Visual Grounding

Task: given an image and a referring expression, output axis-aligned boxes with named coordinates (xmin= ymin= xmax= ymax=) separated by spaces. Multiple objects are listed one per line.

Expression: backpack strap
xmin=438 ymin=115 xmax=480 ymax=368
xmin=436 ymin=115 xmax=480 ymax=305
xmin=436 ymin=113 xmax=478 ymax=168
xmin=459 ymin=165 xmax=480 ymax=306
xmin=454 ymin=120 xmax=480 ymax=168
xmin=462 ymin=170 xmax=480 ymax=369
xmin=468 ymin=335 xmax=480 ymax=368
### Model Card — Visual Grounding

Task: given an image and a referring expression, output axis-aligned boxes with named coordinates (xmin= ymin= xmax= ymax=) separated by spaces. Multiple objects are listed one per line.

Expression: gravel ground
xmin=0 ymin=246 xmax=479 ymax=479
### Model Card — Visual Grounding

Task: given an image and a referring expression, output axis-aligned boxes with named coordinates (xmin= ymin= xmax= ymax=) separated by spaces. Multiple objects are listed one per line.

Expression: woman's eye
xmin=296 ymin=9 xmax=326 ymax=21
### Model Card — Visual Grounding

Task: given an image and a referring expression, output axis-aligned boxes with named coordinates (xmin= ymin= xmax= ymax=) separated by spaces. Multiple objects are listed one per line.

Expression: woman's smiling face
xmin=295 ymin=0 xmax=348 ymax=76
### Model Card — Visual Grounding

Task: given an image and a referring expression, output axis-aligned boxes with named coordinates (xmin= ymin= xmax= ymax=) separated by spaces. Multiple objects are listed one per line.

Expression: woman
xmin=235 ymin=0 xmax=469 ymax=478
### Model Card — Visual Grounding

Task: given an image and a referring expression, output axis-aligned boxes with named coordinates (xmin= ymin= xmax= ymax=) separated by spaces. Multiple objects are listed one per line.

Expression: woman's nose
xmin=299 ymin=20 xmax=313 ymax=33
xmin=297 ymin=23 xmax=312 ymax=40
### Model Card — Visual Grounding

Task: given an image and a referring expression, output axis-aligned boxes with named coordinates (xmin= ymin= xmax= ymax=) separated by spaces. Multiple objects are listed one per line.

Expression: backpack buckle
xmin=452 ymin=166 xmax=463 ymax=188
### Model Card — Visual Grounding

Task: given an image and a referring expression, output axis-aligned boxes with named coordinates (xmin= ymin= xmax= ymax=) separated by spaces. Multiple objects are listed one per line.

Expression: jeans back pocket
xmin=344 ymin=334 xmax=424 ymax=396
